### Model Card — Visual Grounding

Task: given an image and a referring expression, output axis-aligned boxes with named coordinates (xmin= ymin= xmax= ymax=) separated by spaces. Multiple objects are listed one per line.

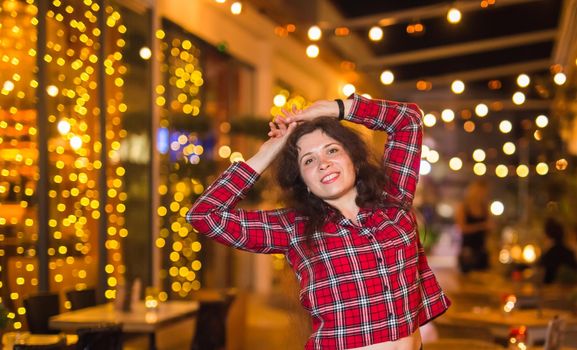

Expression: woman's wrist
xmin=334 ymin=99 xmax=345 ymax=120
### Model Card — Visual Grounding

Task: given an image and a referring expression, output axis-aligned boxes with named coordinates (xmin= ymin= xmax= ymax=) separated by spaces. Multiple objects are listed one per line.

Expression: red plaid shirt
xmin=187 ymin=94 xmax=451 ymax=349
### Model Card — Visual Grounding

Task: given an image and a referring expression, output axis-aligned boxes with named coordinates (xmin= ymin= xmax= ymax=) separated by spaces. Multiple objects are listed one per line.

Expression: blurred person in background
xmin=538 ymin=218 xmax=577 ymax=284
xmin=454 ymin=179 xmax=493 ymax=273
xmin=187 ymin=95 xmax=450 ymax=350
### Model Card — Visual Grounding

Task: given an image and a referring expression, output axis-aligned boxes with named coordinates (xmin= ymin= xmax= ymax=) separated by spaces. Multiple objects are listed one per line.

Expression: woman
xmin=187 ymin=94 xmax=450 ymax=350
xmin=454 ymin=179 xmax=492 ymax=273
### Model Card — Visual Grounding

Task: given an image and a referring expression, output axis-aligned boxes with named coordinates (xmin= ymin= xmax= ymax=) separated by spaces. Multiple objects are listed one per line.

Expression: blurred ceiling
xmin=245 ymin=0 xmax=576 ymax=112
xmin=243 ymin=0 xmax=577 ymax=175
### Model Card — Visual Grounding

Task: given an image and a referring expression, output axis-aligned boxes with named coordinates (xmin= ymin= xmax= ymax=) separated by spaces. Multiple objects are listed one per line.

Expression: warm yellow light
xmin=495 ymin=164 xmax=509 ymax=177
xmin=441 ymin=109 xmax=455 ymax=122
xmin=472 ymin=149 xmax=486 ymax=162
xmin=503 ymin=142 xmax=516 ymax=155
xmin=490 ymin=201 xmax=504 ymax=216
xmin=70 ymin=136 xmax=83 ymax=150
xmin=512 ymin=91 xmax=525 ymax=105
xmin=447 ymin=8 xmax=462 ymax=23
xmin=556 ymin=158 xmax=568 ymax=170
xmin=517 ymin=74 xmax=530 ymax=87
xmin=230 ymin=1 xmax=242 ymax=15
xmin=57 ymin=119 xmax=71 ymax=135
xmin=516 ymin=164 xmax=529 ymax=177
xmin=306 ymin=44 xmax=319 ymax=58
xmin=449 ymin=157 xmax=462 ymax=171
xmin=427 ymin=150 xmax=440 ymax=163
xmin=342 ymin=83 xmax=356 ymax=96
xmin=380 ymin=70 xmax=394 ymax=85
xmin=420 ymin=160 xmax=432 ymax=175
xmin=535 ymin=114 xmax=548 ymax=128
xmin=368 ymin=26 xmax=384 ymax=41
xmin=2 ymin=80 xmax=15 ymax=91
xmin=522 ymin=244 xmax=537 ymax=263
xmin=218 ymin=145 xmax=232 ymax=158
xmin=475 ymin=103 xmax=488 ymax=117
xmin=451 ymin=80 xmax=465 ymax=94
xmin=47 ymin=85 xmax=59 ymax=96
xmin=139 ymin=46 xmax=152 ymax=60
xmin=308 ymin=25 xmax=322 ymax=41
xmin=230 ymin=152 xmax=244 ymax=162
xmin=423 ymin=113 xmax=437 ymax=127
xmin=554 ymin=72 xmax=566 ymax=85
xmin=536 ymin=162 xmax=549 ymax=175
xmin=473 ymin=163 xmax=487 ymax=176
xmin=499 ymin=120 xmax=512 ymax=133
xmin=273 ymin=94 xmax=287 ymax=107
xmin=421 ymin=145 xmax=430 ymax=158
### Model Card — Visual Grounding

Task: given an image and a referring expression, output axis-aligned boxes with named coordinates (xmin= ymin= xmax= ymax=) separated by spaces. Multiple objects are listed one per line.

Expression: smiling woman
xmin=186 ymin=94 xmax=451 ymax=350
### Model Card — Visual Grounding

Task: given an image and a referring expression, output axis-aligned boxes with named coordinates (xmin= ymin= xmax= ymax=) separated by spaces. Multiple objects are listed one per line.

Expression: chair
xmin=23 ymin=292 xmax=61 ymax=334
xmin=65 ymin=288 xmax=97 ymax=311
xmin=191 ymin=288 xmax=237 ymax=350
xmin=75 ymin=323 xmax=123 ymax=350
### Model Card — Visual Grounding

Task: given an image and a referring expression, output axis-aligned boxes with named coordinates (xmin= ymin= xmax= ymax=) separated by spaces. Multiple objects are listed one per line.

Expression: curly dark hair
xmin=274 ymin=117 xmax=403 ymax=241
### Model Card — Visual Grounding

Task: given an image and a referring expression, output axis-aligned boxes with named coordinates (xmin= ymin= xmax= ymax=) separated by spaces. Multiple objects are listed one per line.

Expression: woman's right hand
xmin=282 ymin=99 xmax=353 ymax=124
xmin=245 ymin=116 xmax=297 ymax=174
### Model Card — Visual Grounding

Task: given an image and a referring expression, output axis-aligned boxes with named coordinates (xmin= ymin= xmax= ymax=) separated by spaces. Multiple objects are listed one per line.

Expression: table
xmin=439 ymin=307 xmax=577 ymax=346
xmin=1 ymin=332 xmax=78 ymax=350
xmin=49 ymin=300 xmax=199 ymax=350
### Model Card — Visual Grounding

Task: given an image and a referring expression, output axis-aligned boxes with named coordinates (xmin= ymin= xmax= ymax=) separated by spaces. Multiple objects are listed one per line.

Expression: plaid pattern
xmin=187 ymin=94 xmax=451 ymax=349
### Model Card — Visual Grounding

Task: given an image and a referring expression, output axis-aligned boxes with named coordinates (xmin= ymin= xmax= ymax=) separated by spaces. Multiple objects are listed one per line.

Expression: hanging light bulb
xmin=306 ymin=44 xmax=319 ymax=58
xmin=554 ymin=72 xmax=567 ymax=85
xmin=449 ymin=157 xmax=463 ymax=171
xmin=451 ymin=80 xmax=465 ymax=94
xmin=380 ymin=70 xmax=394 ymax=85
xmin=447 ymin=8 xmax=462 ymax=23
xmin=308 ymin=25 xmax=322 ymax=41
xmin=441 ymin=109 xmax=455 ymax=122
xmin=231 ymin=2 xmax=242 ymax=15
xmin=556 ymin=158 xmax=568 ymax=170
xmin=475 ymin=103 xmax=488 ymax=117
xmin=535 ymin=115 xmax=548 ymax=128
xmin=342 ymin=83 xmax=356 ymax=96
xmin=423 ymin=113 xmax=437 ymax=127
xmin=499 ymin=120 xmax=513 ymax=133
xmin=368 ymin=26 xmax=383 ymax=41
xmin=517 ymin=74 xmax=530 ymax=88
xmin=512 ymin=91 xmax=525 ymax=105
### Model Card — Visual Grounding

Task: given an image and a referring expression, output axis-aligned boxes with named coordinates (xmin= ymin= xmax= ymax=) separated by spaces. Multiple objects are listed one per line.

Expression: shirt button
xmin=377 ymin=257 xmax=383 ymax=263
xmin=368 ymin=235 xmax=374 ymax=240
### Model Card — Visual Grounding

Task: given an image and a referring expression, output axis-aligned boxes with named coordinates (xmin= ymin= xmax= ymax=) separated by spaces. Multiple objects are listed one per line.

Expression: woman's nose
xmin=319 ymin=158 xmax=332 ymax=169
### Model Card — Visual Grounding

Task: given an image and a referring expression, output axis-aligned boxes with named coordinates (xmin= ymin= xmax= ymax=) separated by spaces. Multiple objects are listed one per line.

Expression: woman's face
xmin=296 ymin=129 xmax=357 ymax=205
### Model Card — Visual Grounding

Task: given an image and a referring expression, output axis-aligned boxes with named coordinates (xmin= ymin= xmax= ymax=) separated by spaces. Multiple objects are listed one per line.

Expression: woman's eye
xmin=328 ymin=148 xmax=338 ymax=154
xmin=304 ymin=158 xmax=313 ymax=165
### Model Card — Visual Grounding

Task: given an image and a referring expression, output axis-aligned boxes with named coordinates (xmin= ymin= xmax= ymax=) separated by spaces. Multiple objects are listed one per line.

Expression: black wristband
xmin=334 ymin=99 xmax=345 ymax=120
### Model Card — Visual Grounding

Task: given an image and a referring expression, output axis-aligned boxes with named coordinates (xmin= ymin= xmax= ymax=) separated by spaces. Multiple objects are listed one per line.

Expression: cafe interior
xmin=1 ymin=0 xmax=577 ymax=349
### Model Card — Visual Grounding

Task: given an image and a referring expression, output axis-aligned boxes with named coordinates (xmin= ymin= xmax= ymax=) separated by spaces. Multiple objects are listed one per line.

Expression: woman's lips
xmin=321 ymin=172 xmax=339 ymax=184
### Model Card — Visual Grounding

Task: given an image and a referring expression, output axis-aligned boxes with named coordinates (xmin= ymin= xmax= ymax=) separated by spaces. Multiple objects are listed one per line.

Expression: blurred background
xmin=1 ymin=0 xmax=577 ymax=349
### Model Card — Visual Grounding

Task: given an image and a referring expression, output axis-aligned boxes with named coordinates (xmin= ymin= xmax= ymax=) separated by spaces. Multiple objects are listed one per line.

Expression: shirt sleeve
xmin=344 ymin=93 xmax=423 ymax=206
xmin=185 ymin=161 xmax=292 ymax=254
